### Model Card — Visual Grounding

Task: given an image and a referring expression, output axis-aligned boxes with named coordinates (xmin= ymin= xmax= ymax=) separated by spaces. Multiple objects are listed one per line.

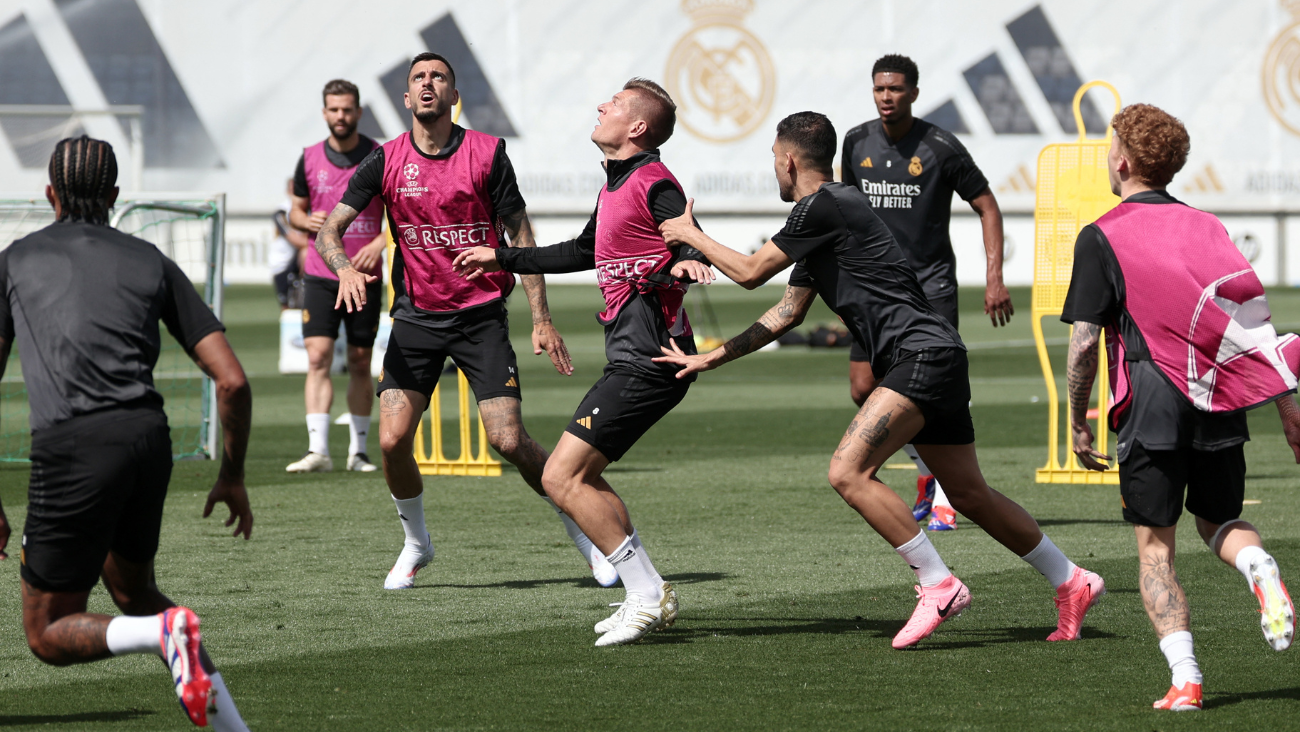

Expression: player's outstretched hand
xmin=1277 ymin=397 xmax=1300 ymax=463
xmin=1070 ymin=420 xmax=1113 ymax=471
xmin=451 ymin=247 xmax=502 ymax=281
xmin=659 ymin=198 xmax=698 ymax=248
xmin=335 ymin=267 xmax=378 ymax=313
xmin=985 ymin=282 xmax=1014 ymax=327
xmin=204 ymin=477 xmax=254 ymax=540
xmin=672 ymin=259 xmax=715 ymax=284
xmin=0 ymin=505 xmax=9 ymax=560
xmin=652 ymin=337 xmax=718 ymax=379
xmin=534 ymin=321 xmax=574 ymax=375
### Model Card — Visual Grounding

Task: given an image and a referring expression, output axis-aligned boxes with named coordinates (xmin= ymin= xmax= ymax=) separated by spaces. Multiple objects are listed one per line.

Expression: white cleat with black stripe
xmin=594 ymin=602 xmax=663 ymax=646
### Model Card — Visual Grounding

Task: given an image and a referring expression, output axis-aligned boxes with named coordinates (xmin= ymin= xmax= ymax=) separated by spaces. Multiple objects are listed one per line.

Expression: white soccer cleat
xmin=384 ymin=541 xmax=434 ymax=590
xmin=347 ymin=453 xmax=379 ymax=472
xmin=590 ymin=555 xmax=619 ymax=588
xmin=594 ymin=601 xmax=663 ymax=646
xmin=286 ymin=452 xmax=332 ymax=473
xmin=1250 ymin=555 xmax=1294 ymax=651
xmin=595 ymin=582 xmax=676 ymax=633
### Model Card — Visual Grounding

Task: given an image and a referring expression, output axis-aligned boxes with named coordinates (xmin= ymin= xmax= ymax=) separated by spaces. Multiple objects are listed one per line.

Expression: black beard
xmin=330 ymin=121 xmax=357 ymax=141
xmin=414 ymin=107 xmax=445 ymax=124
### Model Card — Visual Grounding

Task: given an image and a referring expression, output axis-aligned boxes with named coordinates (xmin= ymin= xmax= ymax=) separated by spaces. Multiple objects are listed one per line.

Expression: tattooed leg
xmin=378 ymin=388 xmax=427 ymax=500
xmin=827 ymin=387 xmax=928 ymax=547
xmin=1136 ymin=525 xmax=1191 ymax=638
xmin=21 ymin=582 xmax=110 ymax=666
xmin=479 ymin=396 xmax=550 ymax=496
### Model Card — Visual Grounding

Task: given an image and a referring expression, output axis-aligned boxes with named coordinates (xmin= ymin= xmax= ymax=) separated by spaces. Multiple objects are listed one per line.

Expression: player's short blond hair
xmin=1111 ymin=104 xmax=1189 ymax=188
xmin=623 ymin=78 xmax=676 ymax=148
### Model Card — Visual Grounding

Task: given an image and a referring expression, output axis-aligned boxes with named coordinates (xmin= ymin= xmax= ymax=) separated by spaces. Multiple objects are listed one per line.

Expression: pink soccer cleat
xmin=891 ymin=575 xmax=971 ymax=649
xmin=1152 ymin=682 xmax=1202 ymax=711
xmin=160 ymin=607 xmax=212 ymax=727
xmin=1047 ymin=567 xmax=1105 ymax=641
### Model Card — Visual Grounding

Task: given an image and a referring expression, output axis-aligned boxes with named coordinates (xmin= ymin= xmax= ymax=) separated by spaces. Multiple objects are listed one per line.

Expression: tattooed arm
xmin=1276 ymin=394 xmax=1300 ymax=463
xmin=653 ymin=285 xmax=816 ymax=379
xmin=316 ymin=202 xmax=378 ymax=314
xmin=501 ymin=208 xmax=573 ymax=375
xmin=1066 ymin=321 xmax=1112 ymax=470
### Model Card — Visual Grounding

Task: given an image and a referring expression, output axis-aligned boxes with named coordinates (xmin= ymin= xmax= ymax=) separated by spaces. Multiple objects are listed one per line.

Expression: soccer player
xmin=1065 ymin=104 xmax=1299 ymax=711
xmin=314 ymin=53 xmax=615 ymax=590
xmin=841 ymin=54 xmax=1014 ymax=531
xmin=656 ymin=112 xmax=1103 ymax=649
xmin=285 ymin=79 xmax=386 ymax=474
xmin=0 ymin=136 xmax=253 ymax=729
xmin=451 ymin=78 xmax=714 ymax=646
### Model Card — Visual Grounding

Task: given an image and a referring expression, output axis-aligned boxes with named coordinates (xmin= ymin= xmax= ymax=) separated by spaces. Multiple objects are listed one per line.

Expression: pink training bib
xmin=381 ymin=130 xmax=514 ymax=312
xmin=1094 ymin=200 xmax=1300 ymax=424
xmin=593 ymin=161 xmax=691 ymax=336
xmin=303 ymin=138 xmax=384 ymax=279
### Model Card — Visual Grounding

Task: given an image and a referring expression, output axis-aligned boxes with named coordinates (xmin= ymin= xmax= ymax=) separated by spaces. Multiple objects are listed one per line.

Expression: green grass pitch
xmin=0 ymin=284 xmax=1298 ymax=730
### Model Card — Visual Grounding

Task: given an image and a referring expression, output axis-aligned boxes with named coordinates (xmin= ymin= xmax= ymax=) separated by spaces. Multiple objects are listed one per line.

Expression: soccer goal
xmin=0 ymin=193 xmax=226 ymax=462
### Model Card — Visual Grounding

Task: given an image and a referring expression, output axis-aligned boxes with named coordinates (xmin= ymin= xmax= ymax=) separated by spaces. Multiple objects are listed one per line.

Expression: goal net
xmin=0 ymin=194 xmax=226 ymax=462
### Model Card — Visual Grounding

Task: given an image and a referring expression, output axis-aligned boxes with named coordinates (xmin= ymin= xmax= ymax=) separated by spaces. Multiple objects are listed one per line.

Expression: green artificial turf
xmin=0 ymin=284 xmax=1297 ymax=730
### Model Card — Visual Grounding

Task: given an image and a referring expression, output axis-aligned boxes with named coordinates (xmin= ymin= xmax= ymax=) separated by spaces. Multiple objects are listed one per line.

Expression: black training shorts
xmin=378 ymin=308 xmax=521 ymax=403
xmin=876 ymin=346 xmax=975 ymax=445
xmin=851 ymin=290 xmax=958 ymax=363
xmin=20 ymin=404 xmax=173 ymax=593
xmin=302 ymin=275 xmax=383 ymax=348
xmin=565 ymin=369 xmax=691 ymax=462
xmin=1119 ymin=441 xmax=1245 ymax=527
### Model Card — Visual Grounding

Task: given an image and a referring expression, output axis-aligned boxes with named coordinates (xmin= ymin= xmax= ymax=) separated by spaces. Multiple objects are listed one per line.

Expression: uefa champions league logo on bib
xmin=404 ymin=163 xmax=420 ymax=180
xmin=316 ymin=169 xmax=329 ymax=184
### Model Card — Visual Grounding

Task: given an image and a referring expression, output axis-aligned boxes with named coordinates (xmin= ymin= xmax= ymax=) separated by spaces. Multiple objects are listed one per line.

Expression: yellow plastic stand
xmin=1032 ymin=81 xmax=1122 ymax=484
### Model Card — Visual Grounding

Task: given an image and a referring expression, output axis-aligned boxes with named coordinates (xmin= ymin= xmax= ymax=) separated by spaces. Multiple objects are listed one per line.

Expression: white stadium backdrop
xmin=4 ymin=0 xmax=1300 ymax=285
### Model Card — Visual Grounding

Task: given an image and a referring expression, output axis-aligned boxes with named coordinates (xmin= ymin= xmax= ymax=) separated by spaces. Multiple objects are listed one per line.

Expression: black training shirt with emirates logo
xmin=840 ymin=118 xmax=988 ymax=297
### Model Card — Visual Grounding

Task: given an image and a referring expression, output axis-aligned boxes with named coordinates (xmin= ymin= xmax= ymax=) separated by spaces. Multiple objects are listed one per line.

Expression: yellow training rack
xmin=1032 ymin=81 xmax=1122 ymax=484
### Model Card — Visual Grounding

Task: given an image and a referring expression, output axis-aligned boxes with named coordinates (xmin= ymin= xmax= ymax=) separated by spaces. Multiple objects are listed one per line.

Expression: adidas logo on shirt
xmin=576 ymin=416 xmax=592 ymax=429
xmin=505 ymin=377 xmax=518 ymax=387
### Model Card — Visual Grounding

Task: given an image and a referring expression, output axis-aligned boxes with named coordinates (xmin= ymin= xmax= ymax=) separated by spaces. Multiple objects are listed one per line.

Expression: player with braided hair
xmin=0 ymin=136 xmax=255 ymax=730
xmin=48 ymin=135 xmax=118 ymax=225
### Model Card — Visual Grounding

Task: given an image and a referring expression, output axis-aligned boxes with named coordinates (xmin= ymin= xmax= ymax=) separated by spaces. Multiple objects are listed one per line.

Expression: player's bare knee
xmin=379 ymin=428 xmax=413 ymax=457
xmin=306 ymin=350 xmax=334 ymax=373
xmin=826 ymin=462 xmax=861 ymax=496
xmin=346 ymin=348 xmax=371 ymax=376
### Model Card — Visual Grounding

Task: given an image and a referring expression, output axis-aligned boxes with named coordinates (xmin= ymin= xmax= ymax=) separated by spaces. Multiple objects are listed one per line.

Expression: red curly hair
xmin=1111 ymin=104 xmax=1189 ymax=188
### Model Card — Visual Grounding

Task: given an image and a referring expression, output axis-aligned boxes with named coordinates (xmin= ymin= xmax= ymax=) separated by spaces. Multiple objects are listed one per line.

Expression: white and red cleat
xmin=1047 ymin=567 xmax=1105 ymax=641
xmin=1250 ymin=555 xmax=1294 ymax=651
xmin=891 ymin=575 xmax=971 ymax=649
xmin=384 ymin=542 xmax=434 ymax=590
xmin=160 ymin=607 xmax=212 ymax=727
xmin=1152 ymin=682 xmax=1202 ymax=711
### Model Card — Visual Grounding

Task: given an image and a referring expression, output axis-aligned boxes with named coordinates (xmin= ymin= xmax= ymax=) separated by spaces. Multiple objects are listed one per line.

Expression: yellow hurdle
xmin=412 ymin=371 xmax=501 ymax=476
xmin=1032 ymin=81 xmax=1122 ymax=484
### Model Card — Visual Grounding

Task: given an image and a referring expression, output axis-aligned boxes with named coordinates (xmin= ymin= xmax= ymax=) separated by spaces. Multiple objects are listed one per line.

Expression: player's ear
xmin=908 ymin=86 xmax=919 ymax=103
xmin=107 ymin=187 xmax=119 ymax=209
xmin=44 ymin=184 xmax=60 ymax=218
xmin=403 ymin=91 xmax=413 ymax=111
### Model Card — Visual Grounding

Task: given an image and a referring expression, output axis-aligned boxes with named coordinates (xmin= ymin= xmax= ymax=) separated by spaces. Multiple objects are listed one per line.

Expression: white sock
xmin=208 ymin=672 xmax=250 ymax=732
xmin=105 ymin=614 xmax=162 ymax=656
xmin=1159 ymin=631 xmax=1203 ymax=687
xmin=543 ymin=497 xmax=606 ymax=567
xmin=348 ymin=414 xmax=370 ymax=456
xmin=631 ymin=529 xmax=664 ymax=585
xmin=607 ymin=536 xmax=663 ymax=603
xmin=902 ymin=444 xmax=930 ymax=475
xmin=392 ymin=494 xmax=429 ymax=548
xmin=1235 ymin=544 xmax=1270 ymax=591
xmin=894 ymin=530 xmax=951 ymax=587
xmin=932 ymin=483 xmax=952 ymax=509
xmin=306 ymin=413 xmax=330 ymax=456
xmin=1020 ymin=535 xmax=1078 ymax=589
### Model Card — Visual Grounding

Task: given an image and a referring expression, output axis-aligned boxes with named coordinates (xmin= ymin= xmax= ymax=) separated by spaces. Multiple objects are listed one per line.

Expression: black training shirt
xmin=1060 ymin=190 xmax=1247 ymax=457
xmin=775 ymin=182 xmax=962 ymax=378
xmin=292 ymin=134 xmax=377 ymax=198
xmin=840 ymin=118 xmax=988 ymax=296
xmin=497 ymin=150 xmax=708 ymax=380
xmin=0 ymin=221 xmax=224 ymax=431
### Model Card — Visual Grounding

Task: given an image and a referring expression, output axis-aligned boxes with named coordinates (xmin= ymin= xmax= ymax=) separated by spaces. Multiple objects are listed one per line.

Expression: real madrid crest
xmin=908 ymin=156 xmax=923 ymax=176
xmin=1264 ymin=0 xmax=1300 ymax=136
xmin=664 ymin=0 xmax=776 ymax=143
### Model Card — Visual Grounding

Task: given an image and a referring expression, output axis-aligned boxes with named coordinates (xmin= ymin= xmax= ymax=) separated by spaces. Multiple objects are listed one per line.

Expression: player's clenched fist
xmin=451 ymin=246 xmax=503 ymax=281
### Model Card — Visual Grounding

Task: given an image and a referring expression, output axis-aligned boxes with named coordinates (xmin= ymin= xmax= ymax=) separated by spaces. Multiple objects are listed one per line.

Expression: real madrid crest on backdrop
xmin=1264 ymin=0 xmax=1300 ymax=136
xmin=664 ymin=0 xmax=776 ymax=144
